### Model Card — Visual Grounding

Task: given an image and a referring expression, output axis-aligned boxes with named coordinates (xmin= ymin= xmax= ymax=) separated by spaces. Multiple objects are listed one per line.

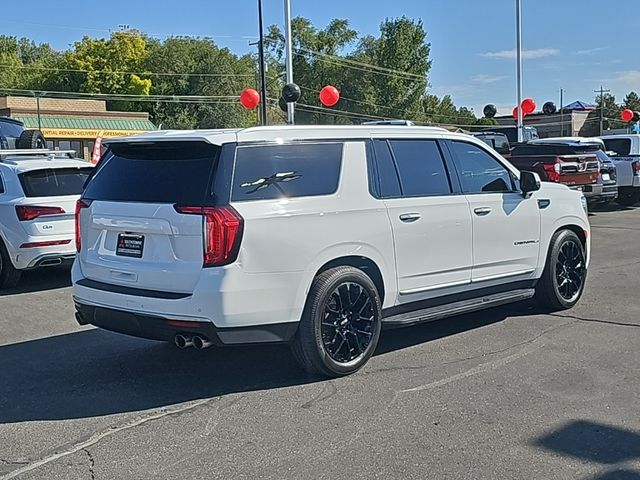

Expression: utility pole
xmin=595 ymin=85 xmax=611 ymax=135
xmin=559 ymin=88 xmax=564 ymax=136
xmin=515 ymin=0 xmax=523 ymax=142
xmin=257 ymin=0 xmax=268 ymax=125
xmin=284 ymin=0 xmax=295 ymax=124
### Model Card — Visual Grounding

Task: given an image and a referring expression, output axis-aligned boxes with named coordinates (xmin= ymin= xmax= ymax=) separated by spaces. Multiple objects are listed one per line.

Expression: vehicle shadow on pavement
xmin=0 ymin=305 xmax=516 ymax=424
xmin=533 ymin=420 xmax=640 ymax=479
xmin=0 ymin=267 xmax=71 ymax=297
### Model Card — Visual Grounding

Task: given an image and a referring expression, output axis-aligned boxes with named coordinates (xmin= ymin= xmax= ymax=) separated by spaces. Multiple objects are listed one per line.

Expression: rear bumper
xmin=12 ymin=240 xmax=76 ymax=269
xmin=582 ymin=184 xmax=618 ymax=202
xmin=74 ymin=301 xmax=298 ymax=345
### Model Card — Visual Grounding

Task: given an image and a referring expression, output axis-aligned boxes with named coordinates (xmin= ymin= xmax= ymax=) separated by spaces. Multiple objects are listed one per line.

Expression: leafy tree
xmin=65 ymin=30 xmax=151 ymax=95
xmin=623 ymin=91 xmax=640 ymax=112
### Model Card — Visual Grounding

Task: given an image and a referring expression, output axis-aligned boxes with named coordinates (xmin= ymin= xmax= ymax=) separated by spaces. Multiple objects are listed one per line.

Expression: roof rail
xmin=0 ymin=149 xmax=77 ymax=160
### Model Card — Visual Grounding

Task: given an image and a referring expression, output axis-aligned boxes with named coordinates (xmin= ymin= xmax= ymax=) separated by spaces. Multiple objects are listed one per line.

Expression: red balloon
xmin=239 ymin=88 xmax=260 ymax=109
xmin=621 ymin=108 xmax=634 ymax=122
xmin=512 ymin=106 xmax=527 ymax=119
xmin=320 ymin=85 xmax=340 ymax=107
xmin=521 ymin=98 xmax=536 ymax=114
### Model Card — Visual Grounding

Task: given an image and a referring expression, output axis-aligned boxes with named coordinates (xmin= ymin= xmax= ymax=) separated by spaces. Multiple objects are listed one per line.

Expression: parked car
xmin=529 ymin=137 xmax=618 ymax=206
xmin=0 ymin=149 xmax=93 ymax=288
xmin=479 ymin=125 xmax=539 ymax=144
xmin=599 ymin=134 xmax=640 ymax=206
xmin=472 ymin=131 xmax=511 ymax=155
xmin=507 ymin=141 xmax=604 ymax=203
xmin=73 ymin=126 xmax=590 ymax=377
xmin=0 ymin=117 xmax=47 ymax=150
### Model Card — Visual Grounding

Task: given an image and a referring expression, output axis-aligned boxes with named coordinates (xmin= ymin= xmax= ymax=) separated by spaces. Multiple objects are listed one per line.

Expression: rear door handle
xmin=473 ymin=207 xmax=492 ymax=216
xmin=399 ymin=213 xmax=421 ymax=223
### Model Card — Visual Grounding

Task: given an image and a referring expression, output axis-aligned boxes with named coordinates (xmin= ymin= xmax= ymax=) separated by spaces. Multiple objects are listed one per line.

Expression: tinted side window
xmin=231 ymin=143 xmax=342 ymax=202
xmin=0 ymin=120 xmax=24 ymax=139
xmin=0 ymin=173 xmax=4 ymax=194
xmin=387 ymin=140 xmax=451 ymax=197
xmin=603 ymin=139 xmax=631 ymax=157
xmin=372 ymin=140 xmax=401 ymax=198
xmin=449 ymin=141 xmax=514 ymax=194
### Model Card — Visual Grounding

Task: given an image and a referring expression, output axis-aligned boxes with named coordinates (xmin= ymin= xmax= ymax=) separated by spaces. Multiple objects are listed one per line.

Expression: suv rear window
xmin=20 ymin=167 xmax=93 ymax=197
xmin=602 ymin=138 xmax=631 ymax=157
xmin=231 ymin=143 xmax=343 ymax=201
xmin=84 ymin=142 xmax=220 ymax=204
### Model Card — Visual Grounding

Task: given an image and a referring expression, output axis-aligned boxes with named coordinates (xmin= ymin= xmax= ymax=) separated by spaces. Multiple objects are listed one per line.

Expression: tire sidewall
xmin=547 ymin=230 xmax=587 ymax=309
xmin=308 ymin=269 xmax=382 ymax=376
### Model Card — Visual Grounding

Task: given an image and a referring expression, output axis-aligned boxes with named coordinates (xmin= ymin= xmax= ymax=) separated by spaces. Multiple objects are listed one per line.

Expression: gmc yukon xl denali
xmin=73 ymin=126 xmax=590 ymax=377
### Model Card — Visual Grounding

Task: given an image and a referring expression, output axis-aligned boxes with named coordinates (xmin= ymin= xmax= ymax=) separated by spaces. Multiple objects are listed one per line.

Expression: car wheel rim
xmin=555 ymin=240 xmax=585 ymax=301
xmin=321 ymin=282 xmax=376 ymax=364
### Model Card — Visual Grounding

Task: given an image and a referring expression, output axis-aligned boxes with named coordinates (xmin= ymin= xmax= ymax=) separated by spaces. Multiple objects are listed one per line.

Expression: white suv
xmin=0 ymin=149 xmax=93 ymax=288
xmin=72 ymin=126 xmax=590 ymax=377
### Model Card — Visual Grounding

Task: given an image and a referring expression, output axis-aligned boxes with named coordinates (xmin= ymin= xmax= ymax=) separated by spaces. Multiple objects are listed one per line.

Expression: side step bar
xmin=382 ymin=288 xmax=535 ymax=327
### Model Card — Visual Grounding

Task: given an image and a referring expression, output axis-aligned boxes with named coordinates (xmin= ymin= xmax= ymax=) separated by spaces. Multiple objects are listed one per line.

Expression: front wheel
xmin=291 ymin=266 xmax=382 ymax=377
xmin=535 ymin=230 xmax=587 ymax=311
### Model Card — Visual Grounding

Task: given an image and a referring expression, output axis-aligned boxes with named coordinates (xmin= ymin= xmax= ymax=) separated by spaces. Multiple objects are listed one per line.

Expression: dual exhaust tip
xmin=174 ymin=334 xmax=212 ymax=350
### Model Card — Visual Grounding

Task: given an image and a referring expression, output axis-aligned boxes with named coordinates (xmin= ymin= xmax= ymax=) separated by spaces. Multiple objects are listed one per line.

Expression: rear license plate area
xmin=116 ymin=233 xmax=145 ymax=258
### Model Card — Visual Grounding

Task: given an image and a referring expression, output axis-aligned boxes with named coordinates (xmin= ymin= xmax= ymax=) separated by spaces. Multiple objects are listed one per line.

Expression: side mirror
xmin=520 ymin=170 xmax=541 ymax=196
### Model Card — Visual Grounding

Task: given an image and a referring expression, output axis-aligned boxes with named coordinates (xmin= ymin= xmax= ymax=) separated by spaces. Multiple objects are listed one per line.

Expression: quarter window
xmin=449 ymin=141 xmax=514 ymax=194
xmin=231 ymin=143 xmax=343 ymax=201
xmin=387 ymin=140 xmax=452 ymax=197
xmin=372 ymin=140 xmax=401 ymax=198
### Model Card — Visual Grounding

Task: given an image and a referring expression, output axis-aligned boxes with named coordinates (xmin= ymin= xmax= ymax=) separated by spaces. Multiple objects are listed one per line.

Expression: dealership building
xmin=0 ymin=96 xmax=156 ymax=160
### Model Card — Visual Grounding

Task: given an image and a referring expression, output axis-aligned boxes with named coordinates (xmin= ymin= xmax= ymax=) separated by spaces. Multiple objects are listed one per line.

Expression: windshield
xmin=603 ymin=138 xmax=631 ymax=157
xmin=83 ymin=141 xmax=220 ymax=204
xmin=20 ymin=167 xmax=93 ymax=197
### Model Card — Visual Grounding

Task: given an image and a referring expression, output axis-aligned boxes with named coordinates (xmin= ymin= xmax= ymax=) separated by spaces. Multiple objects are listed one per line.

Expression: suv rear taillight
xmin=543 ymin=162 xmax=562 ymax=182
xmin=15 ymin=205 xmax=65 ymax=221
xmin=633 ymin=161 xmax=640 ymax=175
xmin=75 ymin=199 xmax=92 ymax=252
xmin=174 ymin=205 xmax=244 ymax=267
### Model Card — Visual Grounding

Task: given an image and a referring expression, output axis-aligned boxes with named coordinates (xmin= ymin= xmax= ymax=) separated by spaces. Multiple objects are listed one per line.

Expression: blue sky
xmin=2 ymin=0 xmax=638 ymax=116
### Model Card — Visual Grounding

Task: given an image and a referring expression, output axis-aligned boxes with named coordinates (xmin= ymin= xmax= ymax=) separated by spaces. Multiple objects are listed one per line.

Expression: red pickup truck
xmin=507 ymin=142 xmax=600 ymax=194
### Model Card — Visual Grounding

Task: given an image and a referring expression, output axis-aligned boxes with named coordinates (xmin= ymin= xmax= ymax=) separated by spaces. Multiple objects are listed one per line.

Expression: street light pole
xmin=284 ymin=0 xmax=295 ymax=124
xmin=516 ymin=0 xmax=523 ymax=143
xmin=257 ymin=0 xmax=268 ymax=125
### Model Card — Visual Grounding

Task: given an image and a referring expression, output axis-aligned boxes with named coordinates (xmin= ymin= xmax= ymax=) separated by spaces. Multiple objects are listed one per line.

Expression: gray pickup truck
xmin=599 ymin=134 xmax=640 ymax=206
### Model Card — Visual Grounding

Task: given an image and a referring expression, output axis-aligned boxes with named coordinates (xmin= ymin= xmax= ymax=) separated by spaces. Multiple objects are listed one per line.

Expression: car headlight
xmin=580 ymin=195 xmax=588 ymax=214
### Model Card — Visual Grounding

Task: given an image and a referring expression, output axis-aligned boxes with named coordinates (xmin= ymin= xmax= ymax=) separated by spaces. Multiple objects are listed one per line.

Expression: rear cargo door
xmin=78 ymin=141 xmax=221 ymax=294
xmin=17 ymin=167 xmax=93 ymax=237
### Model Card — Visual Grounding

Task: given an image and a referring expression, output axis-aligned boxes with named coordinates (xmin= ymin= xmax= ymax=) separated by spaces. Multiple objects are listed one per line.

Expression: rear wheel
xmin=535 ymin=230 xmax=586 ymax=311
xmin=0 ymin=239 xmax=22 ymax=289
xmin=291 ymin=266 xmax=382 ymax=377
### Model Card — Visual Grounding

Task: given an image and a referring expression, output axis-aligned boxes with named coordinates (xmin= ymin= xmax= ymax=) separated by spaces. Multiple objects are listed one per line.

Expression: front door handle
xmin=399 ymin=213 xmax=421 ymax=223
xmin=473 ymin=207 xmax=492 ymax=216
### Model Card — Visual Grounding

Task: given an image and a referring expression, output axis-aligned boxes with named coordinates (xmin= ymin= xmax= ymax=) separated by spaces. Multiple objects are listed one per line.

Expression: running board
xmin=382 ymin=288 xmax=535 ymax=327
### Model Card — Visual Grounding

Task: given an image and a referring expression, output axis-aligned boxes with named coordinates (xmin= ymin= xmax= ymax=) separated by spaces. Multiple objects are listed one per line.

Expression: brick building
xmin=0 ymin=96 xmax=156 ymax=160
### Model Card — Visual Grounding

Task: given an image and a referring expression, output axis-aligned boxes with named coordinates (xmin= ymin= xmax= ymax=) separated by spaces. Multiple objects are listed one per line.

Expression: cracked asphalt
xmin=1 ymin=206 xmax=639 ymax=480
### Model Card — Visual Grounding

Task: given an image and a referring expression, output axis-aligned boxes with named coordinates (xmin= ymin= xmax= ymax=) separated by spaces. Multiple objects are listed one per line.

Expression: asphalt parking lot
xmin=1 ymin=206 xmax=639 ymax=480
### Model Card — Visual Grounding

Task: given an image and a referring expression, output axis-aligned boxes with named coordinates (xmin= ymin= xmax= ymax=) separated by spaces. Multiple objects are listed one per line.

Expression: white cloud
xmin=471 ymin=74 xmax=507 ymax=84
xmin=575 ymin=47 xmax=606 ymax=55
xmin=480 ymin=48 xmax=559 ymax=59
xmin=614 ymin=70 xmax=640 ymax=86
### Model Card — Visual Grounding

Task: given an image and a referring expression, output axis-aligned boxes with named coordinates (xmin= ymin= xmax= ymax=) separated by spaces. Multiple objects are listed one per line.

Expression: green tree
xmin=65 ymin=30 xmax=151 ymax=95
xmin=623 ymin=91 xmax=640 ymax=112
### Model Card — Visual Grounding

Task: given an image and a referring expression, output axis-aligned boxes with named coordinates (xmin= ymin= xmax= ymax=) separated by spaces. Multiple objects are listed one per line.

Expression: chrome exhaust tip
xmin=174 ymin=334 xmax=193 ymax=349
xmin=192 ymin=335 xmax=213 ymax=350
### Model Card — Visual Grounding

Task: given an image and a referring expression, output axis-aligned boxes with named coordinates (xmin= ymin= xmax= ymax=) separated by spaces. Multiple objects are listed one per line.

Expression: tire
xmin=291 ymin=266 xmax=382 ymax=377
xmin=616 ymin=188 xmax=640 ymax=207
xmin=17 ymin=129 xmax=47 ymax=150
xmin=535 ymin=230 xmax=587 ymax=311
xmin=0 ymin=239 xmax=22 ymax=289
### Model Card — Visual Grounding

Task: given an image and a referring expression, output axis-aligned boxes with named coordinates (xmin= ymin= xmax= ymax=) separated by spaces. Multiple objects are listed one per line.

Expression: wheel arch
xmin=316 ymin=255 xmax=386 ymax=304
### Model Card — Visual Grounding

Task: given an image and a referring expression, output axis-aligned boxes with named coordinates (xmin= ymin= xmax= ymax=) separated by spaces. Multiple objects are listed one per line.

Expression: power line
xmin=295 ymin=47 xmax=426 ymax=80
xmin=0 ymin=64 xmax=255 ymax=78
